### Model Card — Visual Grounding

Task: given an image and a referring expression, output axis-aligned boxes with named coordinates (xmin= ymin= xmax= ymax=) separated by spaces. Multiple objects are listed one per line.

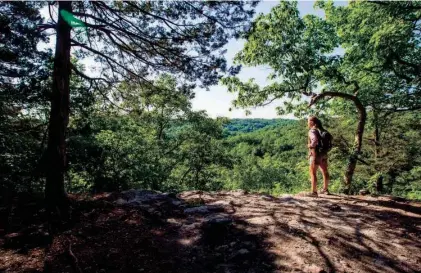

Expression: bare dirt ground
xmin=1 ymin=190 xmax=421 ymax=273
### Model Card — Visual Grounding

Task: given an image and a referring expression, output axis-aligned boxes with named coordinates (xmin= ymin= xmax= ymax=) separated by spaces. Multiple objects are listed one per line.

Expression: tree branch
xmin=71 ymin=39 xmax=153 ymax=85
xmin=185 ymin=2 xmax=229 ymax=28
xmin=70 ymin=63 xmax=113 ymax=85
xmin=309 ymin=91 xmax=358 ymax=107
xmin=38 ymin=23 xmax=55 ymax=31
xmin=72 ymin=11 xmax=187 ymax=69
xmin=370 ymin=1 xmax=421 ymax=10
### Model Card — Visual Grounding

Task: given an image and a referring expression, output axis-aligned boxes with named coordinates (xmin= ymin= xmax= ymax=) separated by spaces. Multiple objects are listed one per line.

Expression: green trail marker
xmin=60 ymin=9 xmax=88 ymax=38
xmin=60 ymin=9 xmax=87 ymax=28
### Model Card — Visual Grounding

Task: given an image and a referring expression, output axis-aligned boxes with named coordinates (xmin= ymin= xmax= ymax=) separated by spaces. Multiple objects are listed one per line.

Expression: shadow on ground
xmin=1 ymin=191 xmax=421 ymax=273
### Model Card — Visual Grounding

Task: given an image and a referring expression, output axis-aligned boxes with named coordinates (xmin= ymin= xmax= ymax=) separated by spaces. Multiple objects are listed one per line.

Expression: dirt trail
xmin=1 ymin=190 xmax=421 ymax=273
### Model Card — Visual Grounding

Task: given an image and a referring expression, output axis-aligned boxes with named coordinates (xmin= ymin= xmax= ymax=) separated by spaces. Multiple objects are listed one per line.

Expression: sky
xmin=192 ymin=1 xmax=328 ymax=119
xmin=40 ymin=1 xmax=345 ymax=119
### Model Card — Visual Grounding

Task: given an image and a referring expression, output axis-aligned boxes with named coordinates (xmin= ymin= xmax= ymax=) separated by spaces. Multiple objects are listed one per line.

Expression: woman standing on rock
xmin=307 ymin=116 xmax=332 ymax=197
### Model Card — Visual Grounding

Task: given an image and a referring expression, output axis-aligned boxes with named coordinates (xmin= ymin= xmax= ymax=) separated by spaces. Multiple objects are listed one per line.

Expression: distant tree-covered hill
xmin=223 ymin=118 xmax=297 ymax=136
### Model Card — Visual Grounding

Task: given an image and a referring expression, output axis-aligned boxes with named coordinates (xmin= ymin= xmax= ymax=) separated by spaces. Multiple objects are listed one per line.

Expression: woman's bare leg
xmin=309 ymin=158 xmax=318 ymax=193
xmin=319 ymin=158 xmax=330 ymax=191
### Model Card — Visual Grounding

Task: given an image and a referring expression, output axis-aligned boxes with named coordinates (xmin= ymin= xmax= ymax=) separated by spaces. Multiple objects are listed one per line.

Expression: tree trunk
xmin=373 ymin=110 xmax=383 ymax=192
xmin=373 ymin=111 xmax=380 ymax=159
xmin=45 ymin=1 xmax=72 ymax=218
xmin=343 ymin=98 xmax=366 ymax=192
xmin=376 ymin=175 xmax=383 ymax=193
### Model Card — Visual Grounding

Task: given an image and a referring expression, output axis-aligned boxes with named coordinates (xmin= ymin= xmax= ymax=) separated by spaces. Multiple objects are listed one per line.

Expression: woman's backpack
xmin=317 ymin=129 xmax=333 ymax=153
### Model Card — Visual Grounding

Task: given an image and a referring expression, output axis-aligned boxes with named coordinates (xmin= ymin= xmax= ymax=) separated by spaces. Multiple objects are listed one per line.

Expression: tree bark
xmin=373 ymin=110 xmax=380 ymax=159
xmin=45 ymin=1 xmax=72 ymax=218
xmin=376 ymin=175 xmax=383 ymax=193
xmin=373 ymin=110 xmax=383 ymax=192
xmin=310 ymin=91 xmax=367 ymax=193
xmin=343 ymin=98 xmax=366 ymax=192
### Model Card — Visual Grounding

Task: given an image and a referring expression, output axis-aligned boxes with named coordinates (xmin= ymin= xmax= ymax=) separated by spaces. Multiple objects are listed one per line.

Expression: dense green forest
xmin=222 ymin=115 xmax=421 ymax=198
xmin=1 ymin=0 xmax=421 ymax=217
xmin=3 ymin=101 xmax=421 ymax=200
xmin=223 ymin=119 xmax=296 ymax=136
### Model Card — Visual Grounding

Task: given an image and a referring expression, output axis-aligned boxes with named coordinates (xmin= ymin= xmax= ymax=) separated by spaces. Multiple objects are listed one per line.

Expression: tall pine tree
xmin=41 ymin=1 xmax=257 ymax=216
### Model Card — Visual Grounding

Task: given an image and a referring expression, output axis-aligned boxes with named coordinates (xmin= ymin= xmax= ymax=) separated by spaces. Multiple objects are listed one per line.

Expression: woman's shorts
xmin=309 ymin=153 xmax=328 ymax=166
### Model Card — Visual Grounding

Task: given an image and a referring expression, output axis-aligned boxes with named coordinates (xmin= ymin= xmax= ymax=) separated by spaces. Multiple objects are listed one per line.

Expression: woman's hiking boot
xmin=320 ymin=188 xmax=330 ymax=195
xmin=298 ymin=191 xmax=318 ymax=198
